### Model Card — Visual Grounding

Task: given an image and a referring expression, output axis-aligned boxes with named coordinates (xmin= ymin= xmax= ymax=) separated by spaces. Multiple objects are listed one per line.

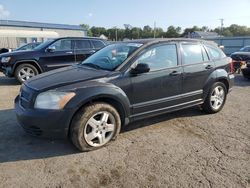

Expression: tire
xmin=70 ymin=102 xmax=121 ymax=151
xmin=202 ymin=82 xmax=227 ymax=114
xmin=14 ymin=64 xmax=39 ymax=83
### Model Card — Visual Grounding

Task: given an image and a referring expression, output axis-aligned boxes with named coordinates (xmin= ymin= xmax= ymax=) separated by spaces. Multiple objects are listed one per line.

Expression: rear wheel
xmin=70 ymin=102 xmax=121 ymax=151
xmin=14 ymin=64 xmax=39 ymax=83
xmin=202 ymin=82 xmax=227 ymax=114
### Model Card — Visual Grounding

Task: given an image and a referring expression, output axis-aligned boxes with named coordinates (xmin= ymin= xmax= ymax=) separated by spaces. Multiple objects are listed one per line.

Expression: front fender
xmin=64 ymin=82 xmax=131 ymax=119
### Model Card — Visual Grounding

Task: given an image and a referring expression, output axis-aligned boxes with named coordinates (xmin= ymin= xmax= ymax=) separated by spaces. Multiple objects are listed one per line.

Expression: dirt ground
xmin=0 ymin=72 xmax=249 ymax=188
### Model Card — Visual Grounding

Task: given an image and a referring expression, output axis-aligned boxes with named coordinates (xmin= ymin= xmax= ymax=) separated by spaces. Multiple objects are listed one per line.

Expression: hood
xmin=231 ymin=51 xmax=250 ymax=56
xmin=0 ymin=50 xmax=36 ymax=57
xmin=26 ymin=65 xmax=110 ymax=91
xmin=231 ymin=51 xmax=250 ymax=61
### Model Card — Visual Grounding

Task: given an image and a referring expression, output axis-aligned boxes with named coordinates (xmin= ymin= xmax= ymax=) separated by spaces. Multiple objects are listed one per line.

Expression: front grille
xmin=21 ymin=125 xmax=43 ymax=136
xmin=20 ymin=84 xmax=34 ymax=109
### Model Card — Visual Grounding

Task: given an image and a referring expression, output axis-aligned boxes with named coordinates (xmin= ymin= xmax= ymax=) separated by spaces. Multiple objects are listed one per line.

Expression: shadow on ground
xmin=0 ymin=106 xmax=205 ymax=163
xmin=0 ymin=76 xmax=20 ymax=86
xmin=234 ymin=74 xmax=250 ymax=87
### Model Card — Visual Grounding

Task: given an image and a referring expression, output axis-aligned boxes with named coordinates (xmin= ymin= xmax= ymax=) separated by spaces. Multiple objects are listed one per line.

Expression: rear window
xmin=92 ymin=40 xmax=105 ymax=49
xmin=181 ymin=44 xmax=203 ymax=65
xmin=205 ymin=44 xmax=226 ymax=60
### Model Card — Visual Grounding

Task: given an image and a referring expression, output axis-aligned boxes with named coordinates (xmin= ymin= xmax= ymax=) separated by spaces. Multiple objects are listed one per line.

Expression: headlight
xmin=1 ymin=57 xmax=11 ymax=63
xmin=34 ymin=91 xmax=75 ymax=110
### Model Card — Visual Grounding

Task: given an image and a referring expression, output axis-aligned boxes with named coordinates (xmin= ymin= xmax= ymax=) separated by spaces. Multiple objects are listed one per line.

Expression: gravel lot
xmin=0 ymin=72 xmax=249 ymax=188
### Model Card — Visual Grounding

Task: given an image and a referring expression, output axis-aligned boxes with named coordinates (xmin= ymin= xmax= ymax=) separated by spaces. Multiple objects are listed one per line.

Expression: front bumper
xmin=15 ymin=96 xmax=75 ymax=139
xmin=241 ymin=67 xmax=250 ymax=79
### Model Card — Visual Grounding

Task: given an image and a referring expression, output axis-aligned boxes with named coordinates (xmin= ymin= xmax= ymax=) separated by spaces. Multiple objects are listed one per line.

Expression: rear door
xmin=39 ymin=39 xmax=75 ymax=71
xmin=180 ymin=42 xmax=215 ymax=102
xmin=73 ymin=39 xmax=95 ymax=62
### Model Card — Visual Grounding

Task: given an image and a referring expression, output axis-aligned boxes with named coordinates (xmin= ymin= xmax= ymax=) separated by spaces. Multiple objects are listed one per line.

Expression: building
xmin=0 ymin=20 xmax=87 ymax=49
xmin=208 ymin=36 xmax=250 ymax=55
xmin=189 ymin=31 xmax=221 ymax=39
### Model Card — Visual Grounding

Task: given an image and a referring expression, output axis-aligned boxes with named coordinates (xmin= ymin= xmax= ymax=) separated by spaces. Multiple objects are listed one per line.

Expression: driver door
xmin=129 ymin=43 xmax=183 ymax=119
xmin=39 ymin=39 xmax=75 ymax=71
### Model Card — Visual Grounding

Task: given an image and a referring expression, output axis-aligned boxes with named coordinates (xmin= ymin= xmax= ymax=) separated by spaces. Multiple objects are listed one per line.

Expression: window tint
xmin=92 ymin=40 xmax=105 ymax=49
xmin=181 ymin=44 xmax=203 ymax=65
xmin=50 ymin=39 xmax=72 ymax=51
xmin=205 ymin=45 xmax=226 ymax=59
xmin=201 ymin=46 xmax=209 ymax=61
xmin=74 ymin=40 xmax=92 ymax=50
xmin=135 ymin=44 xmax=178 ymax=71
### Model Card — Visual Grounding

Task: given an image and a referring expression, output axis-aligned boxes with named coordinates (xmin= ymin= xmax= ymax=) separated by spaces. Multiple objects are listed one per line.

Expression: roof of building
xmin=0 ymin=20 xmax=85 ymax=31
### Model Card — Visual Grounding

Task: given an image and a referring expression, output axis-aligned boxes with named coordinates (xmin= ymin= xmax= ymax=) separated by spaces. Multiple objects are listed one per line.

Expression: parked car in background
xmin=15 ymin=42 xmax=42 ymax=51
xmin=0 ymin=48 xmax=11 ymax=55
xmin=0 ymin=37 xmax=108 ymax=83
xmin=231 ymin=46 xmax=250 ymax=62
xmin=241 ymin=62 xmax=250 ymax=79
xmin=15 ymin=38 xmax=234 ymax=151
xmin=230 ymin=46 xmax=250 ymax=74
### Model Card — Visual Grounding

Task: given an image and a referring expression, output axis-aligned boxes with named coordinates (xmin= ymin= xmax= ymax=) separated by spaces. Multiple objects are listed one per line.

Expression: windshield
xmin=240 ymin=47 xmax=250 ymax=52
xmin=34 ymin=40 xmax=54 ymax=50
xmin=81 ymin=43 xmax=143 ymax=71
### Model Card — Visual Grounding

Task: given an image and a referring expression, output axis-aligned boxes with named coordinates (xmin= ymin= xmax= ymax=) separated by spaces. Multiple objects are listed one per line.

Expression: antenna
xmin=153 ymin=21 xmax=156 ymax=38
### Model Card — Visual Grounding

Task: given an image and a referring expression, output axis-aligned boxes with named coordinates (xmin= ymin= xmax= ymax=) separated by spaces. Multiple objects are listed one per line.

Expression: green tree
xmin=165 ymin=26 xmax=181 ymax=38
xmin=80 ymin=24 xmax=93 ymax=36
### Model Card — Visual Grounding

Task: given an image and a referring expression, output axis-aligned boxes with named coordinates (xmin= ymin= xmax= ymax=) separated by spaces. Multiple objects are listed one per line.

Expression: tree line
xmin=81 ymin=24 xmax=250 ymax=41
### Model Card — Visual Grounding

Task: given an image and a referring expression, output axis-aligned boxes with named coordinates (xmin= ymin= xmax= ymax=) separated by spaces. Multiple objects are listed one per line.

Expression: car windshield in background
xmin=34 ymin=40 xmax=54 ymax=50
xmin=81 ymin=43 xmax=143 ymax=71
xmin=239 ymin=47 xmax=250 ymax=52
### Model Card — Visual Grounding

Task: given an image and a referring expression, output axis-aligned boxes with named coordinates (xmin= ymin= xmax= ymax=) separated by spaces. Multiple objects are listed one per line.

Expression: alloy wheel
xmin=18 ymin=67 xmax=35 ymax=81
xmin=210 ymin=85 xmax=225 ymax=110
xmin=84 ymin=111 xmax=116 ymax=147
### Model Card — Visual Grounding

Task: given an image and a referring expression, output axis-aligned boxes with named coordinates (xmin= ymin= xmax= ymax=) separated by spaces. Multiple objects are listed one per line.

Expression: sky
xmin=0 ymin=0 xmax=250 ymax=30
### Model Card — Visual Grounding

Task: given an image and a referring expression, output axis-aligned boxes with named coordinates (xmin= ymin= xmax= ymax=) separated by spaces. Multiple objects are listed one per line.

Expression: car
xmin=15 ymin=38 xmax=234 ymax=151
xmin=230 ymin=46 xmax=250 ymax=74
xmin=14 ymin=42 xmax=42 ymax=51
xmin=0 ymin=37 xmax=108 ymax=83
xmin=241 ymin=62 xmax=250 ymax=79
xmin=0 ymin=48 xmax=11 ymax=54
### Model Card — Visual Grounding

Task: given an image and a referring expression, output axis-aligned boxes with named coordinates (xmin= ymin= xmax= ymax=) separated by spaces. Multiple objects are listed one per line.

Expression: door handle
xmin=66 ymin=51 xmax=73 ymax=54
xmin=169 ymin=70 xmax=180 ymax=76
xmin=205 ymin=65 xmax=213 ymax=69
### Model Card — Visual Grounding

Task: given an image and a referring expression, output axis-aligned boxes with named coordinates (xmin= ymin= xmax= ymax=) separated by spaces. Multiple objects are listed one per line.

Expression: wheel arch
xmin=66 ymin=86 xmax=131 ymax=137
xmin=13 ymin=60 xmax=43 ymax=74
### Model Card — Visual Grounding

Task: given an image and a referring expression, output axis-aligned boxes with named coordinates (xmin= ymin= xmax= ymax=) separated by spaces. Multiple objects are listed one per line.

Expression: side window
xmin=181 ymin=44 xmax=203 ymax=65
xmin=201 ymin=46 xmax=209 ymax=61
xmin=205 ymin=44 xmax=226 ymax=60
xmin=49 ymin=39 xmax=72 ymax=51
xmin=135 ymin=44 xmax=178 ymax=71
xmin=92 ymin=40 xmax=105 ymax=49
xmin=74 ymin=40 xmax=92 ymax=50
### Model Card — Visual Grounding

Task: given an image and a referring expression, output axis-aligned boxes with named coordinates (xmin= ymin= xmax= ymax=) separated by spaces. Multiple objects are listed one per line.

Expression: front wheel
xmin=70 ymin=102 xmax=121 ymax=151
xmin=202 ymin=82 xmax=227 ymax=114
xmin=14 ymin=64 xmax=39 ymax=83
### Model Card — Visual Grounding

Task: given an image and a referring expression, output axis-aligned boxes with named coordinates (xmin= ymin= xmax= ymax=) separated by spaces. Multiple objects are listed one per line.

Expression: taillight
xmin=229 ymin=58 xmax=234 ymax=73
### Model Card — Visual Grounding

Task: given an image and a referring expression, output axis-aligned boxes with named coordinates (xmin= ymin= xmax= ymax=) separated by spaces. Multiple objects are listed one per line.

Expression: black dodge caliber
xmin=15 ymin=39 xmax=234 ymax=151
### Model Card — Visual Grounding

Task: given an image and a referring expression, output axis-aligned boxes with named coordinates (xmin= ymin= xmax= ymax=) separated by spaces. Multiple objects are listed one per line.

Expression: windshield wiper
xmin=82 ymin=63 xmax=102 ymax=70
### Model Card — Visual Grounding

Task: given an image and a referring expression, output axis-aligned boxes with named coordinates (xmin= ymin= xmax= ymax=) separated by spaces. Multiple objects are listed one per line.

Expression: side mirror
xmin=46 ymin=46 xmax=56 ymax=53
xmin=130 ymin=63 xmax=150 ymax=74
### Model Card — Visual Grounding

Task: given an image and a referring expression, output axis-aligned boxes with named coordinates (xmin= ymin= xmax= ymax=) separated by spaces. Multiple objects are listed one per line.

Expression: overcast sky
xmin=0 ymin=0 xmax=250 ymax=30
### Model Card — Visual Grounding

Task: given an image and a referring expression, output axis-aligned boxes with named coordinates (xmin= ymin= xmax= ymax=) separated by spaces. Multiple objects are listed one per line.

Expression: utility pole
xmin=114 ymin=26 xmax=118 ymax=41
xmin=153 ymin=21 xmax=156 ymax=38
xmin=219 ymin=18 xmax=224 ymax=35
